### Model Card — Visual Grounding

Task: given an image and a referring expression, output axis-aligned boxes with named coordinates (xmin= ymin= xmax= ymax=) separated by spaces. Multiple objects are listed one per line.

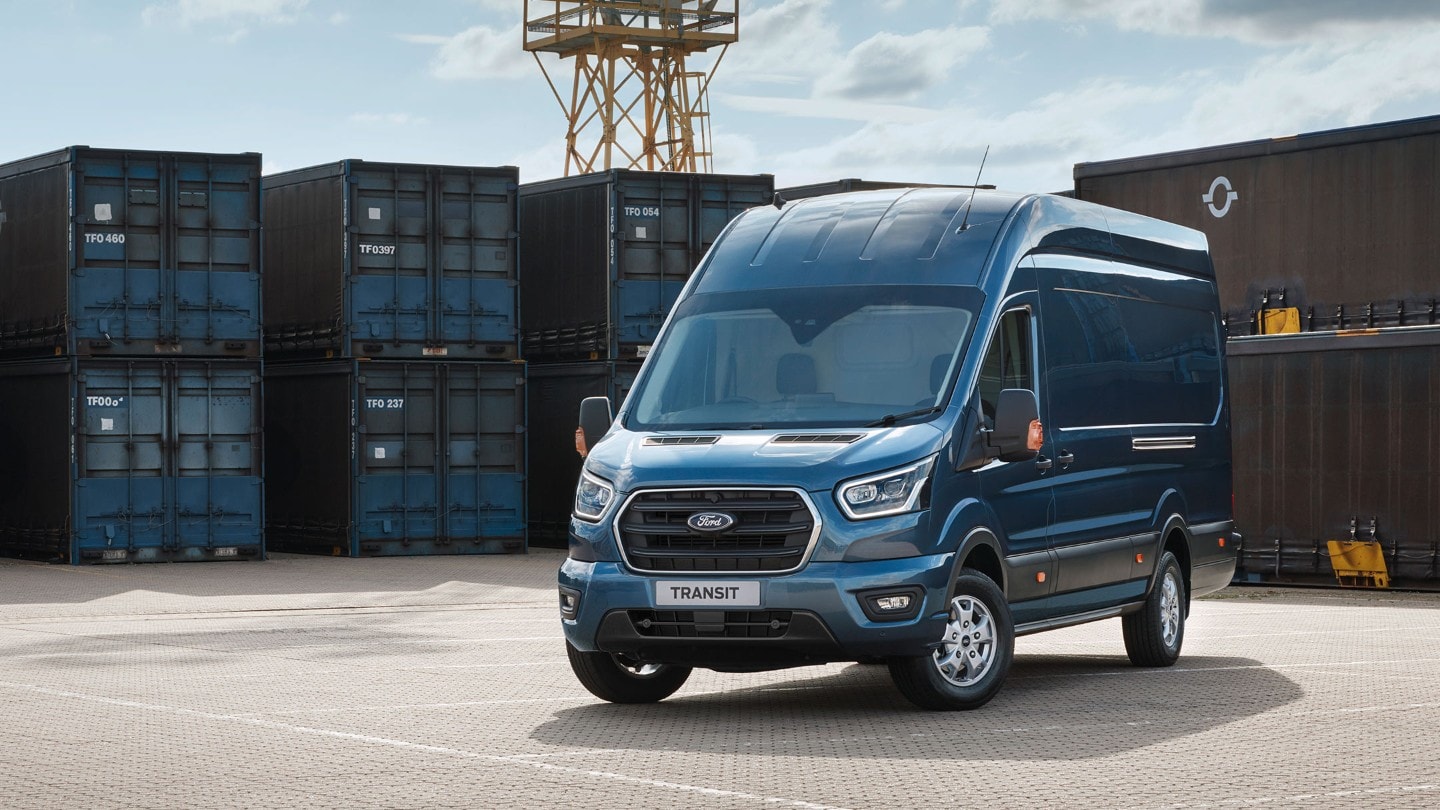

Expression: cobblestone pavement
xmin=2 ymin=551 xmax=1438 ymax=809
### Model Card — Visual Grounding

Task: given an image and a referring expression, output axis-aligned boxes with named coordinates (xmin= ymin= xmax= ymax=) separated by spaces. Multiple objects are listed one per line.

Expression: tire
xmin=888 ymin=569 xmax=1014 ymax=710
xmin=1123 ymin=551 xmax=1185 ymax=667
xmin=566 ymin=641 xmax=692 ymax=704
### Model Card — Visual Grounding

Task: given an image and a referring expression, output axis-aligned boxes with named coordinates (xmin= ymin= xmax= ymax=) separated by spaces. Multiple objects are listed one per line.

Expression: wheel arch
xmin=1155 ymin=513 xmax=1193 ymax=614
xmin=949 ymin=526 xmax=1006 ymax=596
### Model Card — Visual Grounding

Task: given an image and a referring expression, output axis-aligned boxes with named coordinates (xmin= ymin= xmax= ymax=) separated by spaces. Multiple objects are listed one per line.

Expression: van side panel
xmin=1034 ymin=256 xmax=1228 ymax=612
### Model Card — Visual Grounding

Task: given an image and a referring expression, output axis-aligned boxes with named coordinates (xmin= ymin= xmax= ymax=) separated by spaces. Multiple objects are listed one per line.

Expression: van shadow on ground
xmin=531 ymin=653 xmax=1300 ymax=761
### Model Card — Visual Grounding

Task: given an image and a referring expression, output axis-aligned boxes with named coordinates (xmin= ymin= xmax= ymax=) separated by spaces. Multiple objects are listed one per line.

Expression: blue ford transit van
xmin=559 ymin=189 xmax=1237 ymax=710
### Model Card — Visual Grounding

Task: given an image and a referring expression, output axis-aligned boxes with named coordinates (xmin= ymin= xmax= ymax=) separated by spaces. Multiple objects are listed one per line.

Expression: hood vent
xmin=644 ymin=436 xmax=720 ymax=446
xmin=771 ymin=433 xmax=865 ymax=444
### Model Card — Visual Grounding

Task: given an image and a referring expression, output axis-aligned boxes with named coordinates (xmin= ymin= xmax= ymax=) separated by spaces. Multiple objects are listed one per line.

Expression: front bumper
xmin=559 ymin=553 xmax=955 ymax=670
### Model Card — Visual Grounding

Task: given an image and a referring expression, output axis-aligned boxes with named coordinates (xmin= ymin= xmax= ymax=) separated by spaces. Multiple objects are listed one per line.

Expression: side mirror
xmin=576 ymin=396 xmax=614 ymax=457
xmin=988 ymin=389 xmax=1040 ymax=462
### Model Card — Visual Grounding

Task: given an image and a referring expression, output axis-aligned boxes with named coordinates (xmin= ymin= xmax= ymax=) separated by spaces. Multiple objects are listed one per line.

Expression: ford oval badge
xmin=687 ymin=511 xmax=737 ymax=533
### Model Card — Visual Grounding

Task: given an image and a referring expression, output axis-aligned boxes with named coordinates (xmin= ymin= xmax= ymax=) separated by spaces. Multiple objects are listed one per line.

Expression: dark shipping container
xmin=1074 ymin=115 xmax=1440 ymax=328
xmin=265 ymin=360 xmax=526 ymax=556
xmin=519 ymin=169 xmax=772 ymax=361
xmin=263 ymin=160 xmax=519 ymax=360
xmin=0 ymin=357 xmax=263 ymax=564
xmin=0 ymin=146 xmax=262 ymax=358
xmin=1229 ymin=329 xmax=1440 ymax=585
xmin=526 ymin=361 xmax=640 ymax=548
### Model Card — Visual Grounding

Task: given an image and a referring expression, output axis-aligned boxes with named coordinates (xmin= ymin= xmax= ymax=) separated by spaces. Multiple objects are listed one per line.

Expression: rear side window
xmin=1041 ymin=283 xmax=1220 ymax=429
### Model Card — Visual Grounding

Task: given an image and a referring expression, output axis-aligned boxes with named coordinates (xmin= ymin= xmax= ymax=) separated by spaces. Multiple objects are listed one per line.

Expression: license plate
xmin=655 ymin=580 xmax=761 ymax=607
xmin=213 ymin=547 xmax=239 ymax=558
xmin=102 ymin=549 xmax=127 ymax=561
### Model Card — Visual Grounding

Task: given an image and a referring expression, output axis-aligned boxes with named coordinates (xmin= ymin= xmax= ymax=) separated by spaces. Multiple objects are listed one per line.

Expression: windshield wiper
xmin=864 ymin=405 xmax=941 ymax=428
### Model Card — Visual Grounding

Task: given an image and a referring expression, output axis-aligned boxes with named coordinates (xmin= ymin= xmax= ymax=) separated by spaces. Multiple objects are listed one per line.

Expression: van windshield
xmin=627 ymin=285 xmax=980 ymax=430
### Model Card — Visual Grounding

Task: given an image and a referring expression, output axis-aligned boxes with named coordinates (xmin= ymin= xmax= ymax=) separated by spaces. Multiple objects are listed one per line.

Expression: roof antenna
xmin=956 ymin=145 xmax=990 ymax=233
xmin=772 ymin=191 xmax=787 ymax=209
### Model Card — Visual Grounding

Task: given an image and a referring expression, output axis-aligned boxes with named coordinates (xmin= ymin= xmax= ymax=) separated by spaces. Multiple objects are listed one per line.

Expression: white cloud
xmin=141 ymin=0 xmax=308 ymax=27
xmin=716 ymin=2 xmax=1440 ymax=192
xmin=505 ymin=140 xmax=567 ymax=185
xmin=728 ymin=0 xmax=842 ymax=82
xmin=1171 ymin=24 xmax=1440 ymax=146
xmin=987 ymin=0 xmax=1440 ymax=43
xmin=401 ymin=24 xmax=532 ymax=81
xmin=720 ymin=92 xmax=944 ymax=124
xmin=708 ymin=126 xmax=764 ymax=177
xmin=743 ymin=77 xmax=1179 ymax=191
xmin=815 ymin=26 xmax=988 ymax=101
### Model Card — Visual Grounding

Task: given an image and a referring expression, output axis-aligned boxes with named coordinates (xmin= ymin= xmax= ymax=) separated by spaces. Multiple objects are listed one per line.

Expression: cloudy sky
xmin=3 ymin=1 xmax=1440 ymax=192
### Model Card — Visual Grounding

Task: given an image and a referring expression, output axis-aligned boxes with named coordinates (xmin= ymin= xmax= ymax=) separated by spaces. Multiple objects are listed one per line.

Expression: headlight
xmin=573 ymin=470 xmax=616 ymax=522
xmin=836 ymin=456 xmax=936 ymax=520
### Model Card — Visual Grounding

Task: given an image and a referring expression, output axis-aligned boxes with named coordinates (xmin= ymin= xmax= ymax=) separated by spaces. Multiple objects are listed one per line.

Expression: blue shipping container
xmin=265 ymin=360 xmax=526 ymax=556
xmin=519 ymin=170 xmax=773 ymax=360
xmin=0 ymin=146 xmax=262 ymax=358
xmin=0 ymin=357 xmax=264 ymax=564
xmin=263 ymin=161 xmax=519 ymax=360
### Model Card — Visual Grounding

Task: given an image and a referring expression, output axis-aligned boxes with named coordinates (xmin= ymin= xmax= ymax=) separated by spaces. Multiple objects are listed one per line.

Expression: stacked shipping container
xmin=262 ymin=160 xmax=526 ymax=556
xmin=518 ymin=170 xmax=772 ymax=547
xmin=1074 ymin=114 xmax=1440 ymax=585
xmin=0 ymin=147 xmax=264 ymax=563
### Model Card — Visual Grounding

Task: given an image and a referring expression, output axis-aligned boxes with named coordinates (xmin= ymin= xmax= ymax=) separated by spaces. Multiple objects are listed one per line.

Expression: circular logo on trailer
xmin=687 ymin=512 xmax=737 ymax=533
xmin=1202 ymin=176 xmax=1239 ymax=218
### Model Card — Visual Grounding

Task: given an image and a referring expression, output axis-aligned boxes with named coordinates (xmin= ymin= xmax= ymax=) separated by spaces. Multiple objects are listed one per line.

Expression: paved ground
xmin=1 ymin=551 xmax=1438 ymax=809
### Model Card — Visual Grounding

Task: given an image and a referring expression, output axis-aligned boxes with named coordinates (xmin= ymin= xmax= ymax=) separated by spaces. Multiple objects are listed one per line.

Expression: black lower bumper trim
xmin=594 ymin=609 xmax=845 ymax=672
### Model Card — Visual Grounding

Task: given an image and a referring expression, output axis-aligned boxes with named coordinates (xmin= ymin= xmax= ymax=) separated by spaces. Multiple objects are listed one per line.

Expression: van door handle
xmin=1057 ymin=451 xmax=1075 ymax=468
xmin=1035 ymin=455 xmax=1053 ymax=471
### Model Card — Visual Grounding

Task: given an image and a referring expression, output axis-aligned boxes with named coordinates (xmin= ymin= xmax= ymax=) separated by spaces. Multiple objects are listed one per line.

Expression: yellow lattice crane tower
xmin=523 ymin=1 xmax=739 ymax=175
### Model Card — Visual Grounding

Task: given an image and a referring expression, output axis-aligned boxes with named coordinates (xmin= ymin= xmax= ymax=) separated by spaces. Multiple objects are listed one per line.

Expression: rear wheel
xmin=1123 ymin=551 xmax=1185 ymax=666
xmin=566 ymin=642 xmax=692 ymax=703
xmin=888 ymin=569 xmax=1014 ymax=710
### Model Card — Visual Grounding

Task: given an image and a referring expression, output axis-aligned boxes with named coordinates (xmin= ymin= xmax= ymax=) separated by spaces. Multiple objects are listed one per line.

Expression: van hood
xmin=583 ymin=422 xmax=949 ymax=494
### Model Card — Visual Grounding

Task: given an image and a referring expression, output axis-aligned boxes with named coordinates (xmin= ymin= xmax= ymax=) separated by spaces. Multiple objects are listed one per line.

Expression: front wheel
xmin=1122 ymin=551 xmax=1186 ymax=666
xmin=888 ymin=569 xmax=1014 ymax=710
xmin=566 ymin=642 xmax=692 ymax=703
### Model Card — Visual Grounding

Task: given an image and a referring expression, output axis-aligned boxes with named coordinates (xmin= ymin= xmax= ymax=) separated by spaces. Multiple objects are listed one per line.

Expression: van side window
xmin=977 ymin=309 xmax=1033 ymax=418
xmin=1043 ymin=288 xmax=1220 ymax=428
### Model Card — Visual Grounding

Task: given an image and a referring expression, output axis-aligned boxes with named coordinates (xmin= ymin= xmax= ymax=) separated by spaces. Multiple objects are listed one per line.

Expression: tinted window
xmin=977 ymin=308 xmax=1034 ymax=419
xmin=1042 ymin=286 xmax=1220 ymax=428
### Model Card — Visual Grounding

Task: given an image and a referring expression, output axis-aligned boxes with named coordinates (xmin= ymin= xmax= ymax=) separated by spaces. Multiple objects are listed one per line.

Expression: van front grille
xmin=616 ymin=488 xmax=817 ymax=573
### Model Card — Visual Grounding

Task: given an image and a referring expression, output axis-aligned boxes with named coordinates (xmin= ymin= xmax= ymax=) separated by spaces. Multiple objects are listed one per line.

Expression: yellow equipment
xmin=1256 ymin=306 xmax=1301 ymax=334
xmin=1326 ymin=540 xmax=1389 ymax=589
